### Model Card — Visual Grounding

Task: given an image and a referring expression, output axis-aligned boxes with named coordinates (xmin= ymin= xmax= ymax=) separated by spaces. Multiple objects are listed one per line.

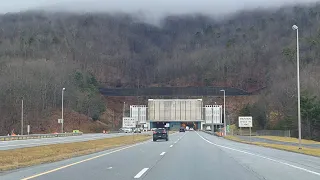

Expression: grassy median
xmin=225 ymin=136 xmax=320 ymax=157
xmin=0 ymin=134 xmax=151 ymax=171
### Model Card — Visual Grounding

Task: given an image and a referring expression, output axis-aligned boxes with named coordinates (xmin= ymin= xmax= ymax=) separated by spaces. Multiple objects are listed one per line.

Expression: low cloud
xmin=1 ymin=0 xmax=319 ymax=19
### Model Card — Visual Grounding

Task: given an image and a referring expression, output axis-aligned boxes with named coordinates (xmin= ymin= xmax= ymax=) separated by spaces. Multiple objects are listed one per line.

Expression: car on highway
xmin=133 ymin=128 xmax=141 ymax=133
xmin=153 ymin=128 xmax=168 ymax=141
xmin=119 ymin=128 xmax=132 ymax=133
xmin=190 ymin=127 xmax=194 ymax=131
xmin=179 ymin=127 xmax=185 ymax=132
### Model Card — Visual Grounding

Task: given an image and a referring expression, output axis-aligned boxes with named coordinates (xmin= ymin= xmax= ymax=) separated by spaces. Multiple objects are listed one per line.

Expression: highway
xmin=0 ymin=133 xmax=136 ymax=150
xmin=1 ymin=131 xmax=320 ymax=180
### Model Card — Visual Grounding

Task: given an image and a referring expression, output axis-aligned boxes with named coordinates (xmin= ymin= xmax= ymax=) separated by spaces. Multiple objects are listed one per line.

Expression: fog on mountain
xmin=0 ymin=1 xmax=320 ymax=139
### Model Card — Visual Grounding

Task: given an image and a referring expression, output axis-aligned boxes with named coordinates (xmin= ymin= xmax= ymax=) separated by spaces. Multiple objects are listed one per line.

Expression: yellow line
xmin=21 ymin=141 xmax=149 ymax=180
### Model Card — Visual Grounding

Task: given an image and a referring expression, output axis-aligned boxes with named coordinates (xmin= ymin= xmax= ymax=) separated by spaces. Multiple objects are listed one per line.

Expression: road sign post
xmin=58 ymin=119 xmax=64 ymax=124
xmin=27 ymin=125 xmax=30 ymax=135
xmin=249 ymin=126 xmax=252 ymax=142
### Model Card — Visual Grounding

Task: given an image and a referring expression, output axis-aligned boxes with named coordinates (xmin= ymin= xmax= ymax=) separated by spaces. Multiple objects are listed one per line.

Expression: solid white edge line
xmin=134 ymin=168 xmax=149 ymax=178
xmin=195 ymin=131 xmax=320 ymax=177
xmin=160 ymin=152 xmax=166 ymax=156
xmin=21 ymin=141 xmax=150 ymax=180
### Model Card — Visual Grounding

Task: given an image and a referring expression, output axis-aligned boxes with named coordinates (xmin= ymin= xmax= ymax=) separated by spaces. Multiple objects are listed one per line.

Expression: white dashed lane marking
xmin=134 ymin=168 xmax=149 ymax=178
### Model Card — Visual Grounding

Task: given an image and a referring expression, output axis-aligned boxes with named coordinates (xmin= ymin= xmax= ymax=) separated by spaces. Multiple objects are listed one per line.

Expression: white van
xmin=206 ymin=126 xmax=211 ymax=131
xmin=119 ymin=128 xmax=133 ymax=133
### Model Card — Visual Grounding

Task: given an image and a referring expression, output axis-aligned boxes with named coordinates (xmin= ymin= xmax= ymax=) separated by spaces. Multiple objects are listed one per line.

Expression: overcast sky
xmin=0 ymin=0 xmax=319 ymax=17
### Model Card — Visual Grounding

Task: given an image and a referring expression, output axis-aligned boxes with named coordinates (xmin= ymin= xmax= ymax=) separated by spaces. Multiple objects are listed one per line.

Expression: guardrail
xmin=0 ymin=133 xmax=83 ymax=141
xmin=202 ymin=130 xmax=221 ymax=137
xmin=229 ymin=129 xmax=290 ymax=137
xmin=256 ymin=130 xmax=291 ymax=137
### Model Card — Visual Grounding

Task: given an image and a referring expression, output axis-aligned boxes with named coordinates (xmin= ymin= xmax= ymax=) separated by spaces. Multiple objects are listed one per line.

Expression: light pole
xmin=21 ymin=99 xmax=24 ymax=135
xmin=61 ymin=88 xmax=66 ymax=133
xmin=123 ymin=102 xmax=126 ymax=117
xmin=292 ymin=25 xmax=302 ymax=149
xmin=220 ymin=90 xmax=226 ymax=136
xmin=211 ymin=106 xmax=214 ymax=133
xmin=214 ymin=102 xmax=217 ymax=132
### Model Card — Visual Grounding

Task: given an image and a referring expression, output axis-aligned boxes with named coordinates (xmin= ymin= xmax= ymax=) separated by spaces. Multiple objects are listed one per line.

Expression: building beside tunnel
xmin=203 ymin=105 xmax=223 ymax=130
xmin=147 ymin=99 xmax=203 ymax=130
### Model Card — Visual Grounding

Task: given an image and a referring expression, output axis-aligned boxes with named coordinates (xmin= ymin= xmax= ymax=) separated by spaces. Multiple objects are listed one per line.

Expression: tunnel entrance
xmin=153 ymin=122 xmax=166 ymax=128
xmin=181 ymin=122 xmax=198 ymax=130
xmin=150 ymin=121 xmax=201 ymax=131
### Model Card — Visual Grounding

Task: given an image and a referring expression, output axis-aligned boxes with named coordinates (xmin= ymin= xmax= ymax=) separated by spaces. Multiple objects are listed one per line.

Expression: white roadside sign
xmin=238 ymin=116 xmax=253 ymax=127
xmin=58 ymin=119 xmax=63 ymax=124
xmin=122 ymin=117 xmax=136 ymax=128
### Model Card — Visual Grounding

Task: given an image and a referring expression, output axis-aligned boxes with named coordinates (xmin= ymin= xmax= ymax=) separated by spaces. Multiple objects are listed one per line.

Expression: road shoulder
xmin=224 ymin=135 xmax=320 ymax=157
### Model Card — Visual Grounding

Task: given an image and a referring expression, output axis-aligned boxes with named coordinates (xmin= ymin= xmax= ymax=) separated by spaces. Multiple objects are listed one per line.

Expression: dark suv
xmin=153 ymin=128 xmax=168 ymax=141
xmin=179 ymin=127 xmax=185 ymax=132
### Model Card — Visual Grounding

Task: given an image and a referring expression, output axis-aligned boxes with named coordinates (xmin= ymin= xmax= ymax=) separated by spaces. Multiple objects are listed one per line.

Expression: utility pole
xmin=112 ymin=109 xmax=114 ymax=130
xmin=21 ymin=99 xmax=24 ymax=135
xmin=220 ymin=90 xmax=226 ymax=136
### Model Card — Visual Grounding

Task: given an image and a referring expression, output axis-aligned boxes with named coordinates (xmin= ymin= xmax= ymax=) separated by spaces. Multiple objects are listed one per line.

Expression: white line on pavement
xmin=195 ymin=131 xmax=320 ymax=177
xmin=134 ymin=168 xmax=149 ymax=178
xmin=21 ymin=141 xmax=150 ymax=180
xmin=170 ymin=145 xmax=173 ymax=148
xmin=0 ymin=135 xmax=124 ymax=148
xmin=160 ymin=152 xmax=166 ymax=156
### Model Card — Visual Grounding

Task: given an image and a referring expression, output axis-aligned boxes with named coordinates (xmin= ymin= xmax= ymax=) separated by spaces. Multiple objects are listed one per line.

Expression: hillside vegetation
xmin=1 ymin=4 xmax=320 ymax=138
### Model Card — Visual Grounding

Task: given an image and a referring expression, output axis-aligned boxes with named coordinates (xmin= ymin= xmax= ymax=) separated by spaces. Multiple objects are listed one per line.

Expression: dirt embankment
xmin=32 ymin=111 xmax=107 ymax=134
xmin=99 ymin=96 xmax=142 ymax=130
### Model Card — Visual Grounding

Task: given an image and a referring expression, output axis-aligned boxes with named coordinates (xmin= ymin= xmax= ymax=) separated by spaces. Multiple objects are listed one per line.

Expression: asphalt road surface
xmin=1 ymin=131 xmax=320 ymax=180
xmin=0 ymin=133 xmax=139 ymax=150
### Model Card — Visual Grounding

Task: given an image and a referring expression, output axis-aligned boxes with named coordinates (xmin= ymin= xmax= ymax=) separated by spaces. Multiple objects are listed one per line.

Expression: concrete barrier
xmin=0 ymin=132 xmax=83 ymax=141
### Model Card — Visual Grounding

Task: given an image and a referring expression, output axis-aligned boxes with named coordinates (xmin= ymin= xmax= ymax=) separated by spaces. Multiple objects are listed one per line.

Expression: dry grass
xmin=0 ymin=134 xmax=151 ymax=171
xmin=256 ymin=136 xmax=320 ymax=144
xmin=225 ymin=136 xmax=320 ymax=157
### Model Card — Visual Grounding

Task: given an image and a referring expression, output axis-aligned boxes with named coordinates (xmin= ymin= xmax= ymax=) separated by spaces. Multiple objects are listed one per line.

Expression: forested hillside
xmin=1 ymin=4 xmax=320 ymax=137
